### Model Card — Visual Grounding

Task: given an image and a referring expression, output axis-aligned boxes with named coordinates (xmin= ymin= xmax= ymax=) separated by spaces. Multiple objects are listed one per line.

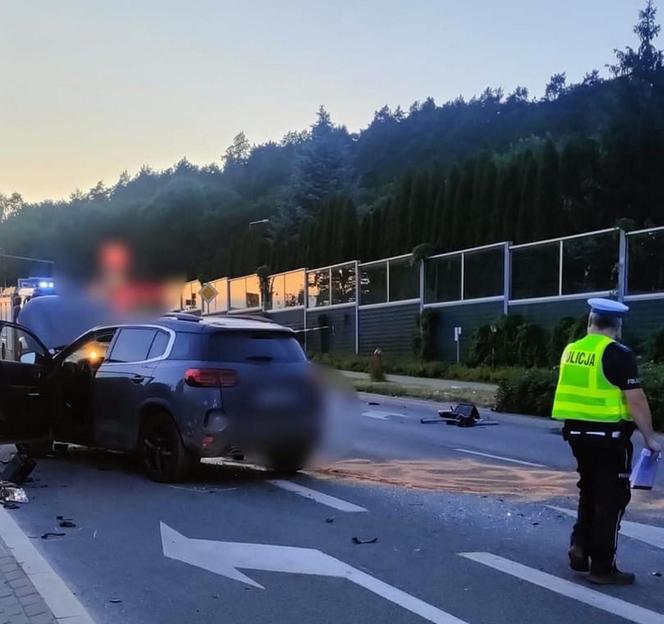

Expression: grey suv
xmin=0 ymin=314 xmax=322 ymax=482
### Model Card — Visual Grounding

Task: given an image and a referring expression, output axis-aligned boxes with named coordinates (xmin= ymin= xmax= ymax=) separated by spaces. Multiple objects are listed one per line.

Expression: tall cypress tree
xmin=430 ymin=175 xmax=446 ymax=249
xmin=339 ymin=198 xmax=358 ymax=261
xmin=501 ymin=162 xmax=521 ymax=241
xmin=359 ymin=213 xmax=372 ymax=262
xmin=396 ymin=171 xmax=414 ymax=253
xmin=441 ymin=166 xmax=460 ymax=250
xmin=423 ymin=169 xmax=441 ymax=243
xmin=370 ymin=207 xmax=384 ymax=260
xmin=516 ymin=151 xmax=537 ymax=242
xmin=407 ymin=171 xmax=430 ymax=248
xmin=451 ymin=159 xmax=476 ymax=249
xmin=534 ymin=140 xmax=561 ymax=239
xmin=476 ymin=157 xmax=497 ymax=243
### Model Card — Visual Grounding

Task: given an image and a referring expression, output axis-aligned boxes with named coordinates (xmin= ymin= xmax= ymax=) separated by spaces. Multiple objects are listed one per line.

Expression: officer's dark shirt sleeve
xmin=602 ymin=343 xmax=641 ymax=390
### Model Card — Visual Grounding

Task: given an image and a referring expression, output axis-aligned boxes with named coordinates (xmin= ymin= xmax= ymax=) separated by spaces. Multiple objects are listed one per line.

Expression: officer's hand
xmin=645 ymin=436 xmax=662 ymax=455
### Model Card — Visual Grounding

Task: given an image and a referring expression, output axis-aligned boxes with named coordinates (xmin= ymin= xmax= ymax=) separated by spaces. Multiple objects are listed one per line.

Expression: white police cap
xmin=587 ymin=298 xmax=629 ymax=318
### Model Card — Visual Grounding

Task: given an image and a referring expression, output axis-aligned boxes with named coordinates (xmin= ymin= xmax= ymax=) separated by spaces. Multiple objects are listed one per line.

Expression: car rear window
xmin=108 ymin=328 xmax=157 ymax=363
xmin=168 ymin=332 xmax=205 ymax=360
xmin=206 ymin=331 xmax=306 ymax=363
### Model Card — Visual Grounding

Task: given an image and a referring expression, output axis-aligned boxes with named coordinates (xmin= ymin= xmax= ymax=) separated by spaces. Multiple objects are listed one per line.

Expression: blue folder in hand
xmin=630 ymin=449 xmax=661 ymax=490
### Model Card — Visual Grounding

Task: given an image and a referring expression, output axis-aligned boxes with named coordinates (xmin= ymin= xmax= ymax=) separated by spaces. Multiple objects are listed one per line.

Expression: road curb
xmin=0 ymin=506 xmax=95 ymax=624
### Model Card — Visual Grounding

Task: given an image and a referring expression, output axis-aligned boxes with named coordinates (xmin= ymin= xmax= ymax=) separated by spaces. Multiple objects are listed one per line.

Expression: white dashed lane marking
xmin=268 ymin=480 xmax=368 ymax=512
xmin=549 ymin=506 xmax=664 ymax=550
xmin=461 ymin=552 xmax=664 ymax=624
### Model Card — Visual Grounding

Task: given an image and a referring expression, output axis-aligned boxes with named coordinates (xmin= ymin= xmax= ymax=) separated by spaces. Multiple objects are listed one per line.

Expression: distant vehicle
xmin=0 ymin=314 xmax=322 ymax=482
xmin=0 ymin=276 xmax=56 ymax=324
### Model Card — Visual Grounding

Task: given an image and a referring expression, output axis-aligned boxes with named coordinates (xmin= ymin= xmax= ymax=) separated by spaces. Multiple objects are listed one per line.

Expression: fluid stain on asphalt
xmin=313 ymin=458 xmax=577 ymax=500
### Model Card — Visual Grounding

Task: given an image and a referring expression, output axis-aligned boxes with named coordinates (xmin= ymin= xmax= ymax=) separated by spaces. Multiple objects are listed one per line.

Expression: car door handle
xmin=131 ymin=375 xmax=145 ymax=384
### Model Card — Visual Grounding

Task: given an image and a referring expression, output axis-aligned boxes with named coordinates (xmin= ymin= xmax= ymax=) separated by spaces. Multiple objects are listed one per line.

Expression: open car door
xmin=0 ymin=321 xmax=54 ymax=443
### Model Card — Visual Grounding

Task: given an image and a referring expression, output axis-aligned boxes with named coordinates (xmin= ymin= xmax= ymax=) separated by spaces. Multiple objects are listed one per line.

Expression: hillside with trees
xmin=1 ymin=2 xmax=663 ymax=282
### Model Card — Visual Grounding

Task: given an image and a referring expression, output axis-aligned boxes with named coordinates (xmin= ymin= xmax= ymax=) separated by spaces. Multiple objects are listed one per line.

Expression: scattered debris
xmin=532 ymin=522 xmax=540 ymax=526
xmin=652 ymin=571 xmax=662 ymax=577
xmin=368 ymin=401 xmax=380 ymax=406
xmin=59 ymin=520 xmax=77 ymax=528
xmin=325 ymin=517 xmax=335 ymax=524
xmin=0 ymin=482 xmax=29 ymax=504
xmin=352 ymin=537 xmax=378 ymax=544
xmin=109 ymin=598 xmax=122 ymax=604
xmin=421 ymin=403 xmax=498 ymax=427
xmin=2 ymin=503 xmax=19 ymax=510
xmin=0 ymin=454 xmax=36 ymax=484
xmin=41 ymin=532 xmax=66 ymax=540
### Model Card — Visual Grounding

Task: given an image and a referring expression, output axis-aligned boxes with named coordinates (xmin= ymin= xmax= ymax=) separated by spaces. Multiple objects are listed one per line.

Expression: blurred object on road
xmin=310 ymin=364 xmax=361 ymax=466
xmin=17 ymin=293 xmax=116 ymax=350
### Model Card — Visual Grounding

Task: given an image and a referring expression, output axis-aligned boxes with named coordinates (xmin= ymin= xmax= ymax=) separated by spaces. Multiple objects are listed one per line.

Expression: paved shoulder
xmin=0 ymin=534 xmax=56 ymax=624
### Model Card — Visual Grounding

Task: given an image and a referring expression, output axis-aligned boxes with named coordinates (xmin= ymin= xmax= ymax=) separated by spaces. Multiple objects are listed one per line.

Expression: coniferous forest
xmin=1 ymin=3 xmax=664 ymax=282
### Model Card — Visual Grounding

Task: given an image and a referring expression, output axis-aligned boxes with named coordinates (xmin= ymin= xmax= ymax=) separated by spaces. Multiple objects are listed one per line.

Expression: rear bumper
xmin=185 ymin=408 xmax=322 ymax=458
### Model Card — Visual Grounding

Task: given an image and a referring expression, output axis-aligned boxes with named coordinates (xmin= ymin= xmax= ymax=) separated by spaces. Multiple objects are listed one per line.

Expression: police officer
xmin=552 ymin=298 xmax=661 ymax=585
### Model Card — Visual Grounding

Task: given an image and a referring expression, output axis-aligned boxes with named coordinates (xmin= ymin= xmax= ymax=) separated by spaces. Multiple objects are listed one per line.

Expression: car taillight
xmin=184 ymin=368 xmax=238 ymax=388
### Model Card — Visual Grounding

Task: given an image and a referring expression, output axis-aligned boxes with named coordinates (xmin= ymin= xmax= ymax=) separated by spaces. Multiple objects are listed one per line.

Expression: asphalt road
xmin=3 ymin=392 xmax=664 ymax=624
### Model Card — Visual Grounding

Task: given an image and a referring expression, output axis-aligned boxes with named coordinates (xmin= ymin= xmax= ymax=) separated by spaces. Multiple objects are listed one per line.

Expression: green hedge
xmin=496 ymin=364 xmax=664 ymax=431
xmin=309 ymin=353 xmax=521 ymax=384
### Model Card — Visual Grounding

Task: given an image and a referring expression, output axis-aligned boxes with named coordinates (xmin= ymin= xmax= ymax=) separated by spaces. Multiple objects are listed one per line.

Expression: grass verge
xmin=351 ymin=379 xmax=497 ymax=407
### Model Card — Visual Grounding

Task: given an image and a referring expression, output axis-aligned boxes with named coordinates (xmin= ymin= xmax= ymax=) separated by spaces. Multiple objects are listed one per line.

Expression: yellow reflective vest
xmin=552 ymin=334 xmax=631 ymax=423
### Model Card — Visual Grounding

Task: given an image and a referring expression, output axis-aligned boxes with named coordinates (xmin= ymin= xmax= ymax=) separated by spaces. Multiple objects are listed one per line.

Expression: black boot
xmin=588 ymin=567 xmax=635 ymax=586
xmin=568 ymin=545 xmax=589 ymax=572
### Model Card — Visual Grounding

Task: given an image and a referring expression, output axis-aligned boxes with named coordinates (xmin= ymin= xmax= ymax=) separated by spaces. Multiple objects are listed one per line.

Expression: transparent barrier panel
xmin=424 ymin=254 xmax=461 ymax=303
xmin=208 ymin=279 xmax=228 ymax=313
xmin=360 ymin=263 xmax=387 ymax=305
xmin=245 ymin=275 xmax=260 ymax=308
xmin=269 ymin=274 xmax=285 ymax=310
xmin=562 ymin=232 xmax=618 ymax=295
xmin=463 ymin=247 xmax=504 ymax=300
xmin=229 ymin=278 xmax=246 ymax=310
xmin=389 ymin=258 xmax=419 ymax=301
xmin=307 ymin=270 xmax=330 ymax=307
xmin=331 ymin=264 xmax=356 ymax=305
xmin=284 ymin=270 xmax=305 ymax=307
xmin=628 ymin=230 xmax=664 ymax=294
xmin=511 ymin=243 xmax=559 ymax=300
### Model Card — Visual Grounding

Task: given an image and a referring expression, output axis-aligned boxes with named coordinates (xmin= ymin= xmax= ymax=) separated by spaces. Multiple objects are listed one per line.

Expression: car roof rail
xmin=216 ymin=314 xmax=273 ymax=323
xmin=161 ymin=312 xmax=202 ymax=322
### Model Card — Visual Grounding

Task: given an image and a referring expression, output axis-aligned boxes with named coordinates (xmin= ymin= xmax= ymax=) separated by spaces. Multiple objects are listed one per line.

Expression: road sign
xmin=199 ymin=282 xmax=218 ymax=304
xmin=160 ymin=523 xmax=468 ymax=624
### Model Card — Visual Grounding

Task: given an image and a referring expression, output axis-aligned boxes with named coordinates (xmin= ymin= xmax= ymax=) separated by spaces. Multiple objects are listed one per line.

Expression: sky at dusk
xmin=0 ymin=0 xmax=649 ymax=201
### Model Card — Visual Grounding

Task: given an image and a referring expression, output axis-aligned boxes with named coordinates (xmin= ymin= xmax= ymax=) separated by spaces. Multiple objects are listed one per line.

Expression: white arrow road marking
xmin=461 ymin=552 xmax=664 ymax=624
xmin=161 ymin=523 xmax=468 ymax=624
xmin=362 ymin=410 xmax=404 ymax=420
xmin=267 ymin=480 xmax=368 ymax=512
xmin=548 ymin=506 xmax=664 ymax=550
xmin=454 ymin=449 xmax=546 ymax=468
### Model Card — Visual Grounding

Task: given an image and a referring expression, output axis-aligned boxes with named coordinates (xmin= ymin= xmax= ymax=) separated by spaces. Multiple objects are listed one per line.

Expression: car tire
xmin=265 ymin=445 xmax=312 ymax=475
xmin=139 ymin=412 xmax=193 ymax=483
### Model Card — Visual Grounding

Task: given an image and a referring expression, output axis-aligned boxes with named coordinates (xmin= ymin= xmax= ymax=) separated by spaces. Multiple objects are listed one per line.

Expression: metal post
xmin=558 ymin=239 xmax=564 ymax=296
xmin=618 ymin=229 xmax=627 ymax=301
xmin=386 ymin=260 xmax=391 ymax=304
xmin=354 ymin=261 xmax=359 ymax=355
xmin=503 ymin=242 xmax=511 ymax=316
xmin=303 ymin=271 xmax=309 ymax=353
xmin=460 ymin=253 xmax=465 ymax=301
xmin=419 ymin=259 xmax=424 ymax=312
